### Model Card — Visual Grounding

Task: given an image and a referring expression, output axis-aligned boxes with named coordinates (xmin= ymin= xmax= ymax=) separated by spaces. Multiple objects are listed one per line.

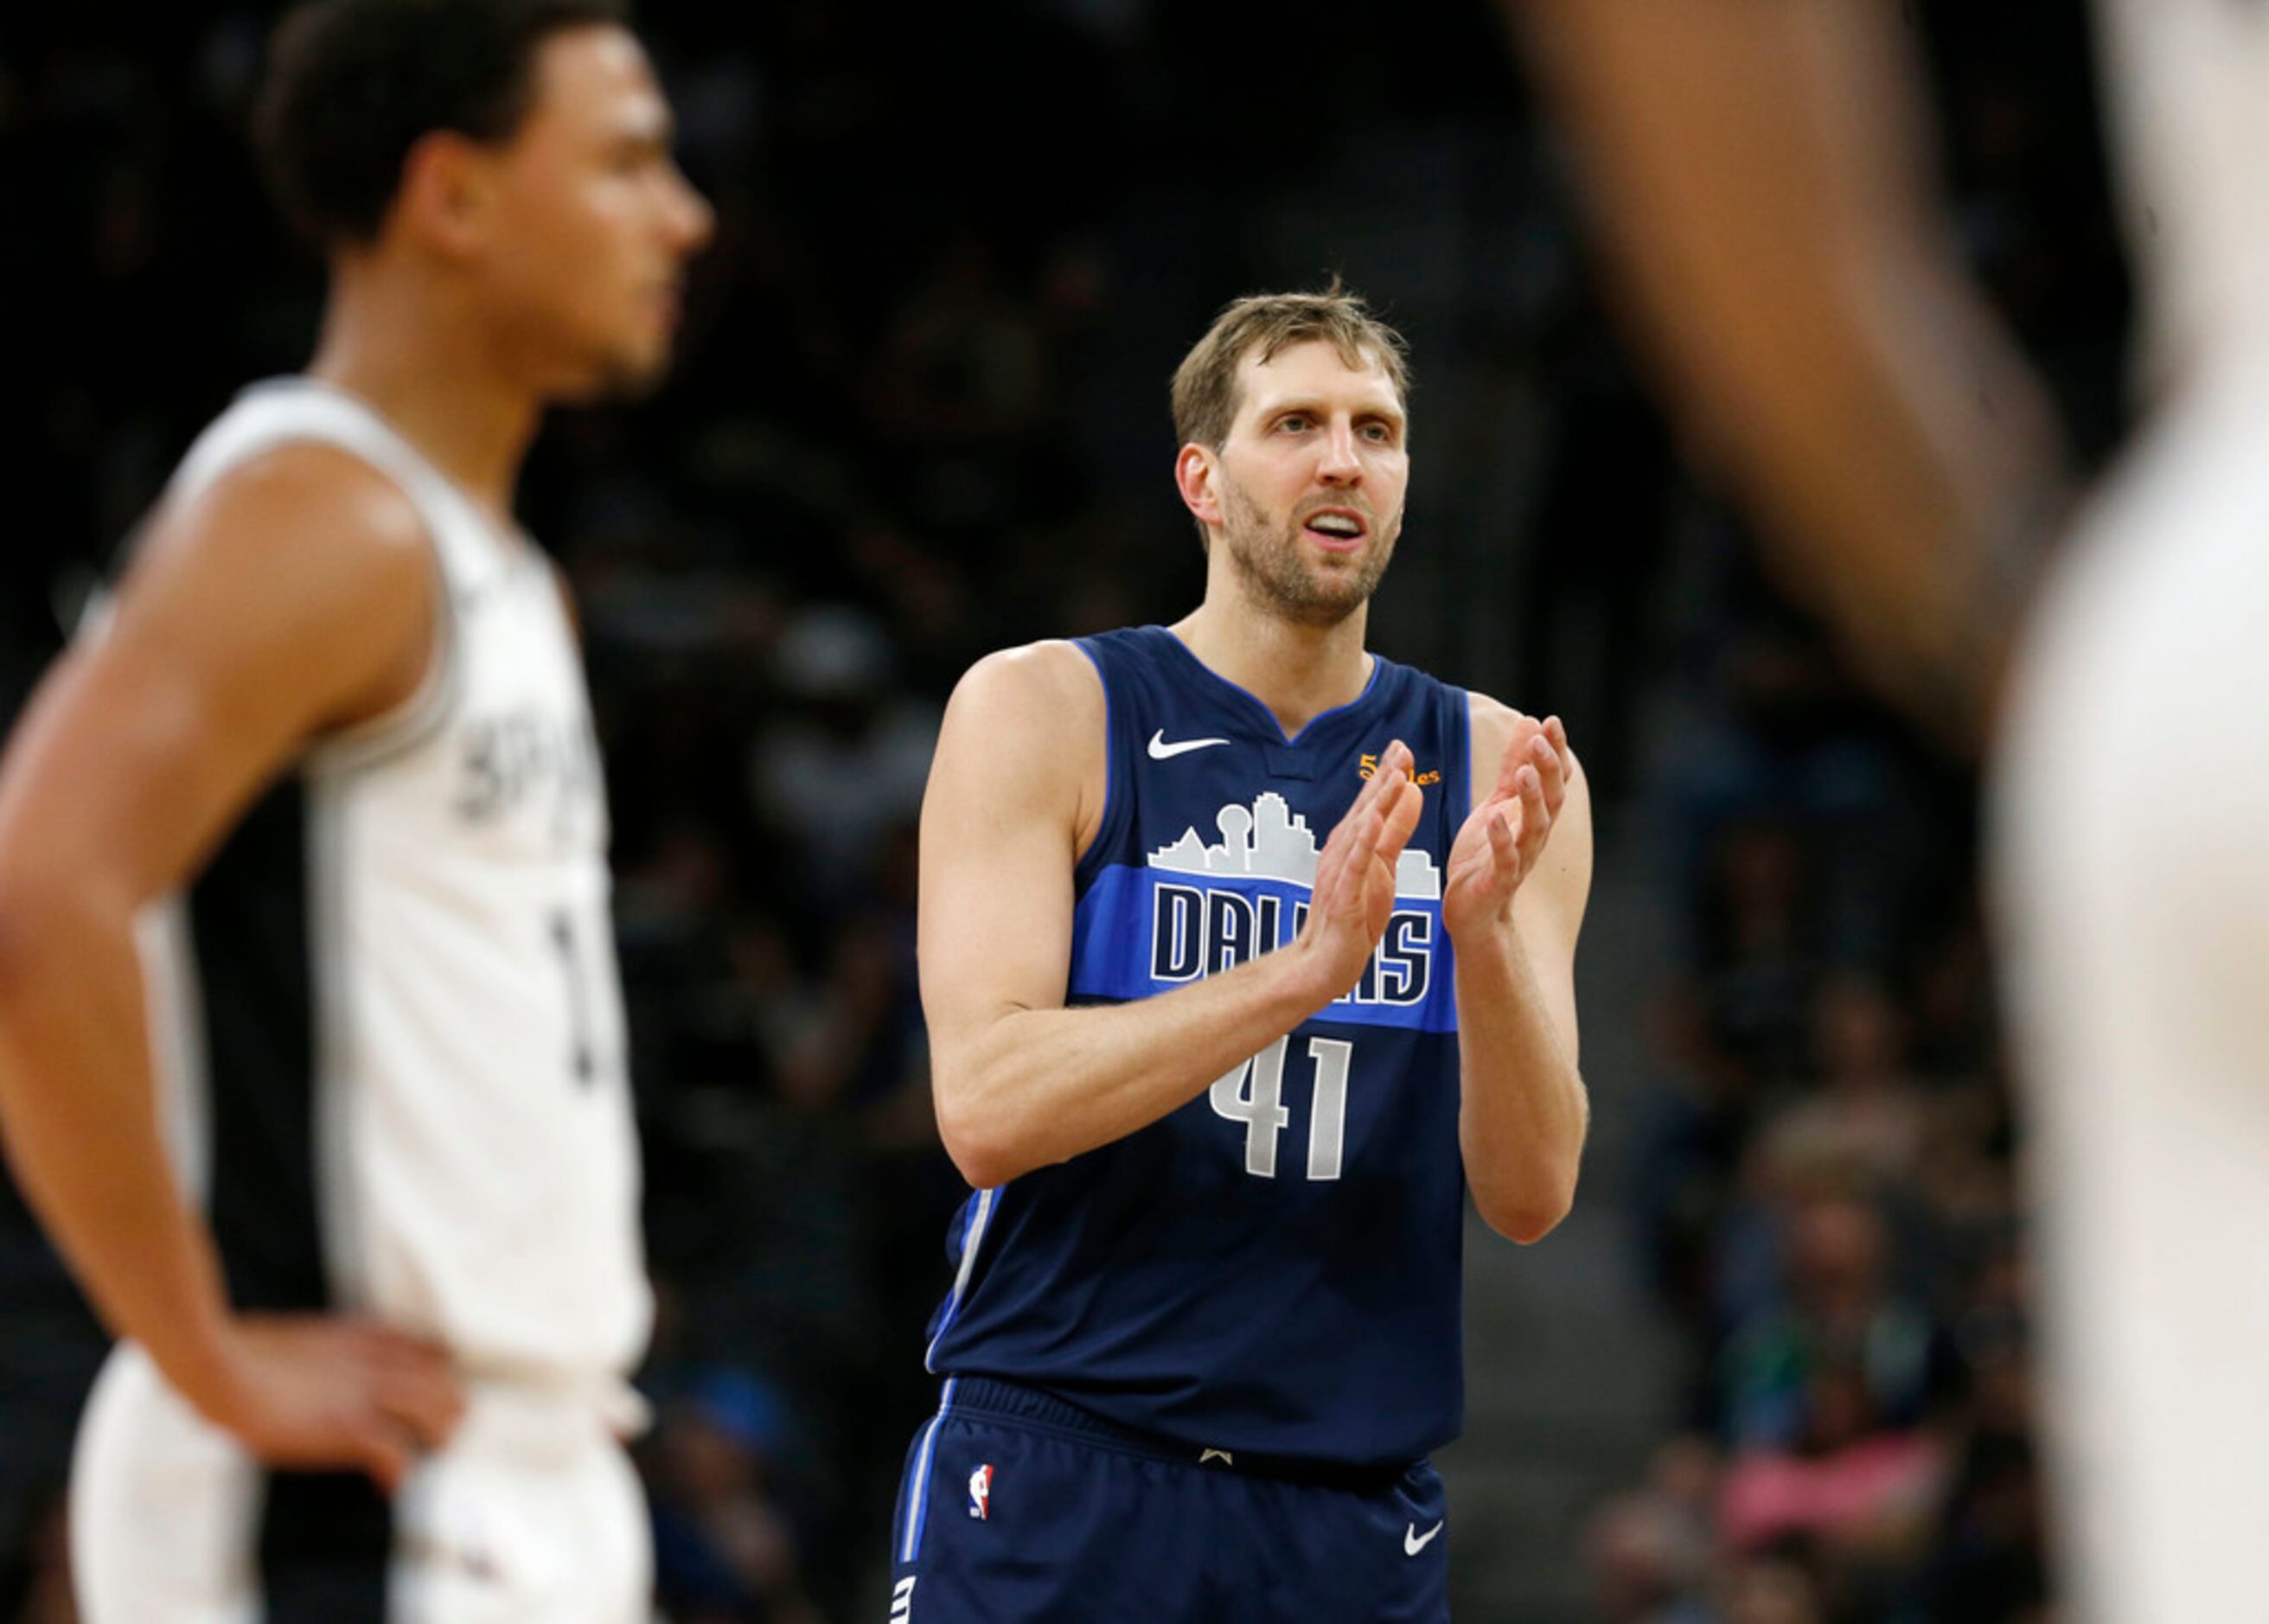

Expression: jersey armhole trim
xmin=1072 ymin=638 xmax=1117 ymax=890
xmin=1446 ymin=685 xmax=1474 ymax=1054
xmin=1450 ymin=686 xmax=1476 ymax=828
xmin=301 ymin=508 xmax=460 ymax=781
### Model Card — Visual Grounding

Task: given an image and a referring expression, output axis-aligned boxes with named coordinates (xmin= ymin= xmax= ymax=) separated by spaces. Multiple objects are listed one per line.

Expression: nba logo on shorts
xmin=968 ymin=1463 xmax=994 ymax=1520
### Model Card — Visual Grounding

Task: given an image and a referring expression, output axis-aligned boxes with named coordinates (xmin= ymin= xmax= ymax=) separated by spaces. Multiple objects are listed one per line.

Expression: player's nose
xmin=1317 ymin=420 xmax=1363 ymax=484
xmin=665 ymin=169 xmax=715 ymax=256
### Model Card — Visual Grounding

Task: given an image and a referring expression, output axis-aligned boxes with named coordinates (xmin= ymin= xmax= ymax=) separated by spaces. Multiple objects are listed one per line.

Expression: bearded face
xmin=1178 ymin=339 xmax=1412 ymax=630
xmin=1216 ymin=466 xmax=1401 ymax=628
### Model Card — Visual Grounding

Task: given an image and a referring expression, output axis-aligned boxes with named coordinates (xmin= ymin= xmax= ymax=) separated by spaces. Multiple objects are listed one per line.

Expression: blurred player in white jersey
xmin=1512 ymin=0 xmax=2269 ymax=1615
xmin=0 ymin=1 xmax=712 ymax=1619
xmin=1995 ymin=3 xmax=2269 ymax=1614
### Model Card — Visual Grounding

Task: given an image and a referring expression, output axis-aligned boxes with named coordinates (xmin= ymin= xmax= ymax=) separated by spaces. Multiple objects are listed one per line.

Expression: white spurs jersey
xmin=2093 ymin=0 xmax=2269 ymax=392
xmin=1992 ymin=6 xmax=2269 ymax=1620
xmin=142 ymin=378 xmax=648 ymax=1382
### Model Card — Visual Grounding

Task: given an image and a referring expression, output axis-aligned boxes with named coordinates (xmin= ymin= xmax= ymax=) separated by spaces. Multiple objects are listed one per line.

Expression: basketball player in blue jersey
xmin=0 ymin=2 xmax=710 ymax=1619
xmin=891 ymin=288 xmax=1593 ymax=1621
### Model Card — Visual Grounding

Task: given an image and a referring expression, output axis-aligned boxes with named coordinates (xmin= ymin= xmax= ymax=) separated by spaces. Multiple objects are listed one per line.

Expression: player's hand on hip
xmin=201 ymin=1314 xmax=466 ymax=1494
xmin=1297 ymin=739 xmax=1424 ymax=999
xmin=1444 ymin=714 xmax=1570 ymax=942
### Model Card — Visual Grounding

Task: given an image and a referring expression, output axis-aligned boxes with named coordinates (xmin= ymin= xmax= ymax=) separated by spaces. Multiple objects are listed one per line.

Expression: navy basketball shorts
xmin=888 ymin=1378 xmax=1450 ymax=1622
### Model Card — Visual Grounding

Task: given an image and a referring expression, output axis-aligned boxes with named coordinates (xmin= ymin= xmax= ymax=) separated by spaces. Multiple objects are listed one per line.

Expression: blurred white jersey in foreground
xmin=1996 ymin=4 xmax=2269 ymax=1617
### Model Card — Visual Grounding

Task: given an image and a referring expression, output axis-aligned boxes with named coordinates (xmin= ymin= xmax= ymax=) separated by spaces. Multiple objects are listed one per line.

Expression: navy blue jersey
xmin=924 ymin=625 xmax=1473 ymax=1467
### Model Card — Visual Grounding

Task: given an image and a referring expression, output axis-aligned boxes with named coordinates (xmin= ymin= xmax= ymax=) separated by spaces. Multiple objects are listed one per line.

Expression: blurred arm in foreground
xmin=1509 ymin=0 xmax=2072 ymax=751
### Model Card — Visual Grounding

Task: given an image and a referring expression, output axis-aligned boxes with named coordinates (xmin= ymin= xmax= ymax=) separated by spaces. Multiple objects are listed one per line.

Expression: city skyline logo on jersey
xmin=1147 ymin=791 xmax=1442 ymax=900
xmin=1144 ymin=793 xmax=1438 ymax=1011
xmin=1067 ymin=793 xmax=1457 ymax=1034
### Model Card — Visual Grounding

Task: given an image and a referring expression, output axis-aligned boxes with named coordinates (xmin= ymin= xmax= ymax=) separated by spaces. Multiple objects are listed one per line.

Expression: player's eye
xmin=610 ymin=137 xmax=671 ymax=176
xmin=1277 ymin=413 xmax=1310 ymax=433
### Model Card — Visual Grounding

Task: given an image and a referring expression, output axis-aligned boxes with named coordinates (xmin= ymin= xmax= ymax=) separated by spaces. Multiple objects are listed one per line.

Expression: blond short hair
xmin=1170 ymin=282 xmax=1412 ymax=451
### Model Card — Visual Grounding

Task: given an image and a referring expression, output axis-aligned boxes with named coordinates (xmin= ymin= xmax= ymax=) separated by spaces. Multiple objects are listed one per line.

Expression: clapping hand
xmin=1443 ymin=715 xmax=1571 ymax=942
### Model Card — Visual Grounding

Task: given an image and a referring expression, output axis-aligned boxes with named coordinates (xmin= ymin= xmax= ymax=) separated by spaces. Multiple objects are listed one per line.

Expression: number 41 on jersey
xmin=1210 ymin=1035 xmax=1353 ymax=1181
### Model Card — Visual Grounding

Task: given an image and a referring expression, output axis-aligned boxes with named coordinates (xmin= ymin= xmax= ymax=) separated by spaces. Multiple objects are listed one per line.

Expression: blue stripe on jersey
xmin=925 ymin=626 xmax=1477 ymax=1468
xmin=1069 ymin=865 xmax=1454 ymax=1033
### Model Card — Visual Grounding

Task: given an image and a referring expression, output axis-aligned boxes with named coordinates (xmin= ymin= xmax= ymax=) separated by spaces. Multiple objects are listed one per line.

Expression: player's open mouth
xmin=1302 ymin=509 xmax=1368 ymax=552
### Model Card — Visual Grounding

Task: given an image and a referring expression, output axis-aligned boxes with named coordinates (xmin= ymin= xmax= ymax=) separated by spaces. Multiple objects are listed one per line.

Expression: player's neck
xmin=307 ymin=272 xmax=540 ymax=525
xmin=1171 ymin=600 xmax=1373 ymax=738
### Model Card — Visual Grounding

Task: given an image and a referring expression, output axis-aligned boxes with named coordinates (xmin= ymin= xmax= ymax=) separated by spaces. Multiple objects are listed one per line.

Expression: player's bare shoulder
xmin=932 ymin=639 xmax=1109 ymax=852
xmin=950 ymin=639 xmax=1102 ymax=721
xmin=942 ymin=641 xmax=1104 ymax=764
xmin=124 ymin=440 xmax=439 ymax=738
xmin=144 ymin=439 xmax=426 ymax=579
xmin=1463 ymin=690 xmax=1584 ymax=798
xmin=1465 ymin=691 xmax=1525 ymax=805
xmin=1467 ymin=689 xmax=1588 ymax=777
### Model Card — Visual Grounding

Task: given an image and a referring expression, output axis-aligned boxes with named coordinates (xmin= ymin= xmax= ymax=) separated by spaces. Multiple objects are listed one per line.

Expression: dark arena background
xmin=0 ymin=3 xmax=2129 ymax=1619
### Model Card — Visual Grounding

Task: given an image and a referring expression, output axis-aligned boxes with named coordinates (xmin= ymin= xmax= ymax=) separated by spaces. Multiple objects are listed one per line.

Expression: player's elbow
xmin=0 ymin=868 xmax=64 ymax=1008
xmin=936 ymin=1125 xmax=1015 ymax=1193
xmin=1474 ymin=1177 xmax=1577 ymax=1246
xmin=0 ymin=864 xmax=131 ymax=1022
xmin=0 ymin=871 xmax=75 ymax=1129
xmin=930 ymin=1067 xmax=1022 ymax=1192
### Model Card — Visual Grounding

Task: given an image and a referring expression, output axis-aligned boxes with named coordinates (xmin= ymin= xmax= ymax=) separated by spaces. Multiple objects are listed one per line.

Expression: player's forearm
xmin=1518 ymin=0 xmax=2066 ymax=747
xmin=1683 ymin=259 xmax=2061 ymax=737
xmin=1454 ymin=924 xmax=1587 ymax=1243
xmin=0 ymin=879 xmax=240 ymax=1409
xmin=932 ymin=942 xmax=1333 ymax=1188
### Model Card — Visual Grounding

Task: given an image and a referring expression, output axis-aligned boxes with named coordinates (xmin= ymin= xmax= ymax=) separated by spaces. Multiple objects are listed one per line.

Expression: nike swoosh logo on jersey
xmin=1148 ymin=730 xmax=1230 ymax=759
xmin=1405 ymin=1521 xmax=1444 ymax=1556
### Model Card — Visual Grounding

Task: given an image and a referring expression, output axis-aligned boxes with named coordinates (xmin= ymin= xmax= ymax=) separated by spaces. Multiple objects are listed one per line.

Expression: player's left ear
xmin=1175 ymin=443 xmax=1223 ymax=528
xmin=393 ymin=131 xmax=500 ymax=262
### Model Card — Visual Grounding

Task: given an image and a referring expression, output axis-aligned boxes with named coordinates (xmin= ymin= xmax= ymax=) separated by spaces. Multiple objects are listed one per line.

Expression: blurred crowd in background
xmin=1593 ymin=600 xmax=2042 ymax=1624
xmin=2 ymin=3 xmax=2129 ymax=1620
